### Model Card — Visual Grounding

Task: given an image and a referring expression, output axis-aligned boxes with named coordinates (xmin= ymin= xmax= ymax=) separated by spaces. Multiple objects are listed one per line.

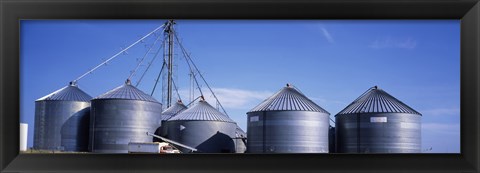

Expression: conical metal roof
xmin=248 ymin=84 xmax=330 ymax=114
xmin=168 ymin=100 xmax=235 ymax=123
xmin=161 ymin=100 xmax=188 ymax=120
xmin=94 ymin=80 xmax=159 ymax=103
xmin=36 ymin=83 xmax=92 ymax=102
xmin=336 ymin=86 xmax=421 ymax=116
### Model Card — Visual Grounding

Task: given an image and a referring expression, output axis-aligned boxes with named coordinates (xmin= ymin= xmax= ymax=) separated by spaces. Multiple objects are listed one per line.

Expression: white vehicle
xmin=160 ymin=144 xmax=180 ymax=153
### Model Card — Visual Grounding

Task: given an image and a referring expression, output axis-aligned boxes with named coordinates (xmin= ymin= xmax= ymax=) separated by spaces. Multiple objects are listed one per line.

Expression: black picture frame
xmin=1 ymin=0 xmax=479 ymax=172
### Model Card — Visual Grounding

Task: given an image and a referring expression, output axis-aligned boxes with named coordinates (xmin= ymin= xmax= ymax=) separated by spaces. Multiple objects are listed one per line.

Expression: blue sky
xmin=20 ymin=20 xmax=460 ymax=153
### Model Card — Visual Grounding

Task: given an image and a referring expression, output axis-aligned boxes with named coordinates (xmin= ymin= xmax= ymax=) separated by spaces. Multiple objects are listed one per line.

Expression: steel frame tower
xmin=164 ymin=20 xmax=175 ymax=108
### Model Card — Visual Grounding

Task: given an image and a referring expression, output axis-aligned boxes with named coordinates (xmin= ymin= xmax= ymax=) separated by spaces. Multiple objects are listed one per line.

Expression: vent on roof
xmin=36 ymin=84 xmax=92 ymax=102
xmin=248 ymin=85 xmax=329 ymax=114
xmin=336 ymin=86 xmax=421 ymax=115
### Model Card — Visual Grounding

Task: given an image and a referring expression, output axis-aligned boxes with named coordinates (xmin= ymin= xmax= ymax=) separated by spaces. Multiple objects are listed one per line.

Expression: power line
xmin=71 ymin=23 xmax=166 ymax=84
xmin=173 ymin=29 xmax=229 ymax=117
xmin=135 ymin=40 xmax=165 ymax=87
xmin=128 ymin=31 xmax=164 ymax=81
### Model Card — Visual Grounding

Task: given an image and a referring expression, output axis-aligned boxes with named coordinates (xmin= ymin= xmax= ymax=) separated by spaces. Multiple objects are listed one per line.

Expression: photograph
xmin=20 ymin=19 xmax=460 ymax=154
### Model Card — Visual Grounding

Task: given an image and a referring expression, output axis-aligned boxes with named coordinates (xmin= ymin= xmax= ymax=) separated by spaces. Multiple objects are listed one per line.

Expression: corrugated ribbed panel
xmin=168 ymin=100 xmax=235 ymax=123
xmin=161 ymin=101 xmax=188 ymax=120
xmin=248 ymin=86 xmax=329 ymax=114
xmin=336 ymin=86 xmax=421 ymax=115
xmin=36 ymin=85 xmax=92 ymax=102
xmin=94 ymin=83 xmax=159 ymax=103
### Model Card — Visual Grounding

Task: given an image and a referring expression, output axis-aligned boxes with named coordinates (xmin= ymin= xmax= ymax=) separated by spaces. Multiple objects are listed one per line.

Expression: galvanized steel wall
xmin=335 ymin=113 xmax=421 ymax=153
xmin=61 ymin=107 xmax=90 ymax=151
xmin=247 ymin=111 xmax=330 ymax=153
xmin=163 ymin=120 xmax=236 ymax=153
xmin=34 ymin=100 xmax=90 ymax=151
xmin=89 ymin=99 xmax=162 ymax=153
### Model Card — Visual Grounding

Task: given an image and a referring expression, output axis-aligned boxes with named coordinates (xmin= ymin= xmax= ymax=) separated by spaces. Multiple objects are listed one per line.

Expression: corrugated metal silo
xmin=164 ymin=99 xmax=236 ymax=153
xmin=89 ymin=80 xmax=162 ymax=153
xmin=161 ymin=100 xmax=187 ymax=121
xmin=246 ymin=84 xmax=330 ymax=153
xmin=155 ymin=100 xmax=187 ymax=141
xmin=34 ymin=83 xmax=92 ymax=151
xmin=335 ymin=86 xmax=422 ymax=153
